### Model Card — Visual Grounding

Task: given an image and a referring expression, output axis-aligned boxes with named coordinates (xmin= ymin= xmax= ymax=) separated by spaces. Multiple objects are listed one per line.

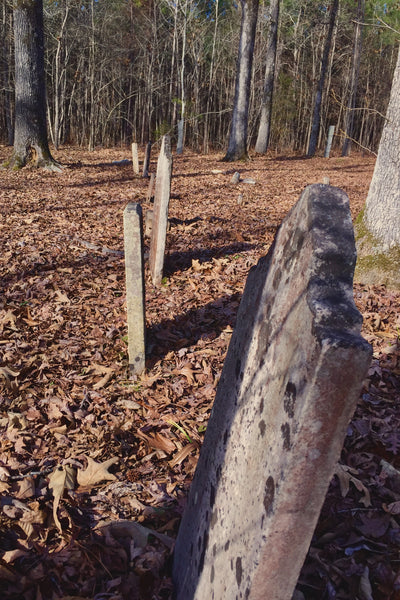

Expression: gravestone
xmin=142 ymin=141 xmax=152 ymax=178
xmin=324 ymin=125 xmax=335 ymax=158
xmin=123 ymin=203 xmax=146 ymax=376
xmin=149 ymin=135 xmax=172 ymax=286
xmin=131 ymin=142 xmax=139 ymax=175
xmin=147 ymin=172 xmax=155 ymax=202
xmin=173 ymin=184 xmax=372 ymax=600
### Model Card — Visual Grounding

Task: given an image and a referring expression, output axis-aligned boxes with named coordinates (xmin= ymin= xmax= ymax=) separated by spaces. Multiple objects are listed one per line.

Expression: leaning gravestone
xmin=173 ymin=184 xmax=372 ymax=600
xmin=149 ymin=135 xmax=172 ymax=286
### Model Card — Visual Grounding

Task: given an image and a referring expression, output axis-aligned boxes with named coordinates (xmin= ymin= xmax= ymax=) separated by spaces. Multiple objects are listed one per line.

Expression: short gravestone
xmin=173 ymin=184 xmax=372 ymax=600
xmin=123 ymin=203 xmax=146 ymax=376
xmin=149 ymin=135 xmax=172 ymax=286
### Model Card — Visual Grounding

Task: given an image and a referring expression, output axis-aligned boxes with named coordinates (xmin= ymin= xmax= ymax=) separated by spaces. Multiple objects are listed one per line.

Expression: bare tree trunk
xmin=6 ymin=0 xmax=60 ymax=170
xmin=53 ymin=1 xmax=69 ymax=150
xmin=307 ymin=0 xmax=338 ymax=157
xmin=223 ymin=0 xmax=259 ymax=162
xmin=342 ymin=0 xmax=365 ymax=156
xmin=88 ymin=0 xmax=96 ymax=151
xmin=203 ymin=0 xmax=219 ymax=154
xmin=355 ymin=46 xmax=400 ymax=288
xmin=254 ymin=0 xmax=280 ymax=154
xmin=1 ymin=1 xmax=14 ymax=146
xmin=176 ymin=0 xmax=189 ymax=155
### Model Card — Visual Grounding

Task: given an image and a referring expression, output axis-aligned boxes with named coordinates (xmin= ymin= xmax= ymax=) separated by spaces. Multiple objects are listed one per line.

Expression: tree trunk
xmin=355 ymin=46 xmax=400 ymax=289
xmin=223 ymin=0 xmax=259 ymax=162
xmin=1 ymin=1 xmax=14 ymax=146
xmin=254 ymin=0 xmax=279 ymax=154
xmin=176 ymin=0 xmax=189 ymax=155
xmin=307 ymin=0 xmax=338 ymax=157
xmin=6 ymin=0 xmax=60 ymax=170
xmin=342 ymin=0 xmax=365 ymax=157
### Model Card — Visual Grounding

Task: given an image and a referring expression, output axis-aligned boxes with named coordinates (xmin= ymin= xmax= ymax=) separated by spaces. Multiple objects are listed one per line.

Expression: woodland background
xmin=0 ymin=0 xmax=399 ymax=155
xmin=1 ymin=0 xmax=400 ymax=598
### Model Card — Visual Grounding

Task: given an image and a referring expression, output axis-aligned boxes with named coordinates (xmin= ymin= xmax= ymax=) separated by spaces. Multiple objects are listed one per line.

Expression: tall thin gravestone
xmin=142 ymin=141 xmax=152 ymax=178
xmin=131 ymin=142 xmax=139 ymax=175
xmin=149 ymin=135 xmax=172 ymax=286
xmin=324 ymin=125 xmax=335 ymax=158
xmin=123 ymin=203 xmax=146 ymax=376
xmin=173 ymin=184 xmax=372 ymax=600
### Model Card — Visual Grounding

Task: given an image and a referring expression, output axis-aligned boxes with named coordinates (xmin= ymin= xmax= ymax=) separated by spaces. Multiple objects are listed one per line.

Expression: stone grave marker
xmin=325 ymin=125 xmax=335 ymax=158
xmin=173 ymin=184 xmax=372 ymax=600
xmin=131 ymin=142 xmax=139 ymax=175
xmin=149 ymin=135 xmax=172 ymax=286
xmin=123 ymin=202 xmax=146 ymax=376
xmin=147 ymin=172 xmax=155 ymax=202
xmin=142 ymin=141 xmax=152 ymax=178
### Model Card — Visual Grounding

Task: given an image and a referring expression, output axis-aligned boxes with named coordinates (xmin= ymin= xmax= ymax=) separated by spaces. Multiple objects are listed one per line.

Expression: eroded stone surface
xmin=149 ymin=135 xmax=172 ymax=286
xmin=173 ymin=184 xmax=372 ymax=600
xmin=123 ymin=202 xmax=145 ymax=376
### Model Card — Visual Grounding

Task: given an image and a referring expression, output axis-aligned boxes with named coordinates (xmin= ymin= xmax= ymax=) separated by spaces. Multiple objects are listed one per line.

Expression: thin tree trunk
xmin=203 ymin=0 xmax=219 ymax=154
xmin=255 ymin=0 xmax=280 ymax=154
xmin=342 ymin=0 xmax=365 ymax=156
xmin=223 ymin=0 xmax=260 ymax=162
xmin=177 ymin=0 xmax=189 ymax=155
xmin=307 ymin=0 xmax=339 ymax=157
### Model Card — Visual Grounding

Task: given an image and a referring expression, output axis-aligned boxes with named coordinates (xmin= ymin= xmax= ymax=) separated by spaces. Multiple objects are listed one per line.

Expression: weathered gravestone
xmin=123 ymin=202 xmax=146 ymax=376
xmin=149 ymin=135 xmax=172 ymax=286
xmin=173 ymin=184 xmax=372 ymax=600
xmin=142 ymin=141 xmax=152 ymax=178
xmin=131 ymin=142 xmax=139 ymax=175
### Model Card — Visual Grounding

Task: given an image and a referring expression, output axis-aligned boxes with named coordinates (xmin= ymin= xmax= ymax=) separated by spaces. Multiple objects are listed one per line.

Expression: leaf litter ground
xmin=0 ymin=146 xmax=399 ymax=600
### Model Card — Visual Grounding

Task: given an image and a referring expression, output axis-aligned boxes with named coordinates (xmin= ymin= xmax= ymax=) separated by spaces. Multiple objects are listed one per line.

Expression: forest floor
xmin=0 ymin=145 xmax=399 ymax=600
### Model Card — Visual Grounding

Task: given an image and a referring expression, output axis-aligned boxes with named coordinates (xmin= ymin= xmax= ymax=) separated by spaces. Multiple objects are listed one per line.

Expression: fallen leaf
xmin=169 ymin=443 xmax=197 ymax=467
xmin=136 ymin=431 xmax=176 ymax=454
xmin=77 ymin=456 xmax=118 ymax=487
xmin=49 ymin=466 xmax=76 ymax=532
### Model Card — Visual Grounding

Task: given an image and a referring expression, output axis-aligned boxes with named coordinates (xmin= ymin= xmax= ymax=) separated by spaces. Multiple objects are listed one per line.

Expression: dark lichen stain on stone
xmin=211 ymin=565 xmax=215 ymax=583
xmin=259 ymin=398 xmax=264 ymax=415
xmin=259 ymin=420 xmax=266 ymax=437
xmin=235 ymin=357 xmax=241 ymax=379
xmin=283 ymin=381 xmax=296 ymax=418
xmin=198 ymin=532 xmax=209 ymax=575
xmin=225 ymin=540 xmax=230 ymax=552
xmin=236 ymin=557 xmax=243 ymax=586
xmin=281 ymin=422 xmax=291 ymax=450
xmin=210 ymin=484 xmax=216 ymax=507
xmin=264 ymin=476 xmax=275 ymax=515
xmin=213 ymin=543 xmax=217 ymax=556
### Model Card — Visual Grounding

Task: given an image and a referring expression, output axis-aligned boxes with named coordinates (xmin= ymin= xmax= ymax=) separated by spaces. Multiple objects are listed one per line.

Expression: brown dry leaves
xmin=0 ymin=146 xmax=399 ymax=599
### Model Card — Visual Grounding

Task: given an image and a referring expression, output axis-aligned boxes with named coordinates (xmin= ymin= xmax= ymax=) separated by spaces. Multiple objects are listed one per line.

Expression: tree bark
xmin=307 ymin=0 xmax=338 ymax=157
xmin=1 ymin=1 xmax=14 ymax=146
xmin=6 ymin=0 xmax=60 ymax=170
xmin=254 ymin=0 xmax=279 ymax=154
xmin=355 ymin=46 xmax=400 ymax=288
xmin=341 ymin=0 xmax=365 ymax=157
xmin=223 ymin=0 xmax=259 ymax=162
